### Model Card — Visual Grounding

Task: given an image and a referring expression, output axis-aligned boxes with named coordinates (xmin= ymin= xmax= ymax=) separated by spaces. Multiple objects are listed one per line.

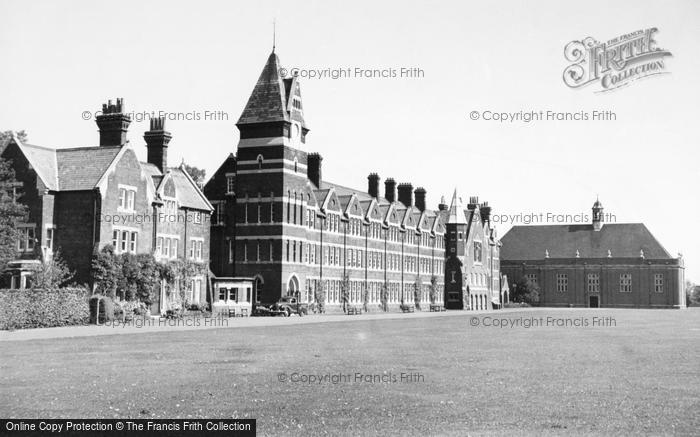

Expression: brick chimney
xmin=308 ymin=153 xmax=323 ymax=187
xmin=398 ymin=183 xmax=414 ymax=207
xmin=367 ymin=173 xmax=380 ymax=198
xmin=144 ymin=117 xmax=172 ymax=173
xmin=414 ymin=187 xmax=427 ymax=212
xmin=480 ymin=201 xmax=492 ymax=223
xmin=384 ymin=178 xmax=396 ymax=202
xmin=467 ymin=196 xmax=480 ymax=211
xmin=96 ymin=98 xmax=131 ymax=146
xmin=438 ymin=195 xmax=448 ymax=211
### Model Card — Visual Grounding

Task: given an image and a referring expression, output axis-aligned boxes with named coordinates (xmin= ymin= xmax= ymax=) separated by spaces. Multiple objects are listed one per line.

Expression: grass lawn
xmin=1 ymin=308 xmax=699 ymax=436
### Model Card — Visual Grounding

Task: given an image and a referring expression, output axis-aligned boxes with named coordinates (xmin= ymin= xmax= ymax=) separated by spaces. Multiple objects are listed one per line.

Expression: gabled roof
xmin=10 ymin=136 xmax=125 ymax=191
xmin=7 ymin=135 xmax=210 ymax=211
xmin=169 ymin=166 xmax=213 ymax=211
xmin=18 ymin=143 xmax=58 ymax=190
xmin=501 ymin=223 xmax=672 ymax=260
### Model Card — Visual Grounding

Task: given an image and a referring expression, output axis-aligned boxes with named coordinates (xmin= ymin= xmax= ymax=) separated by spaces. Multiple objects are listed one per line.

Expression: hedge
xmin=0 ymin=288 xmax=90 ymax=330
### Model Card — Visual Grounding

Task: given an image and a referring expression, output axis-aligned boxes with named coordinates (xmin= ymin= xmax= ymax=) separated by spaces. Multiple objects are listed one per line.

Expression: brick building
xmin=204 ymin=51 xmax=502 ymax=311
xmin=1 ymin=100 xmax=212 ymax=313
xmin=500 ymin=199 xmax=685 ymax=308
xmin=442 ymin=192 xmax=503 ymax=310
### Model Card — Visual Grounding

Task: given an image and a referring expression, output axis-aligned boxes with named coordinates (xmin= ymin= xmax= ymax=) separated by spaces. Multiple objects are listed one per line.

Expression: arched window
xmin=294 ymin=157 xmax=298 ymax=173
xmin=257 ymin=154 xmax=264 ymax=169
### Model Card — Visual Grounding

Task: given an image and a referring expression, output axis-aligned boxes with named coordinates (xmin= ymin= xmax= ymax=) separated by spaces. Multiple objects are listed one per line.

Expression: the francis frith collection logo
xmin=563 ymin=28 xmax=672 ymax=92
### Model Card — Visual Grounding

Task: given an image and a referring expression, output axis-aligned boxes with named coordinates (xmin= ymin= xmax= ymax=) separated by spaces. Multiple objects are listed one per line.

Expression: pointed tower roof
xmin=237 ymin=52 xmax=308 ymax=129
xmin=237 ymin=52 xmax=289 ymax=125
xmin=447 ymin=189 xmax=466 ymax=224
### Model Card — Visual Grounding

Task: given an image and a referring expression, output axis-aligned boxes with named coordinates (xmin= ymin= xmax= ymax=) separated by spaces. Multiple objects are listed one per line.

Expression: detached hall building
xmin=500 ymin=199 xmax=685 ymax=309
xmin=1 ymin=100 xmax=212 ymax=313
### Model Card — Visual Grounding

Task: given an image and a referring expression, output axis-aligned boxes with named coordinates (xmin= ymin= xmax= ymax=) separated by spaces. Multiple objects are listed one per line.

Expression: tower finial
xmin=272 ymin=19 xmax=276 ymax=53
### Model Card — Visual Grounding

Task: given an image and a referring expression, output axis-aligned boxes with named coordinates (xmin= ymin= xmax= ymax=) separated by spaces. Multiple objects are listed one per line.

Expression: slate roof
xmin=56 ymin=146 xmax=122 ymax=191
xmin=446 ymin=189 xmax=467 ymax=224
xmin=500 ymin=223 xmax=672 ymax=260
xmin=10 ymin=138 xmax=210 ymax=211
xmin=19 ymin=143 xmax=57 ymax=190
xmin=168 ymin=167 xmax=212 ymax=211
xmin=237 ymin=52 xmax=308 ymax=128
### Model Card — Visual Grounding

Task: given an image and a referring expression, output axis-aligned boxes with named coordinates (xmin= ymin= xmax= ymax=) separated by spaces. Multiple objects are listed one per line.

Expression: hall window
xmin=654 ymin=274 xmax=664 ymax=293
xmin=226 ymin=176 xmax=235 ymax=194
xmin=587 ymin=273 xmax=600 ymax=293
xmin=556 ymin=274 xmax=568 ymax=293
xmin=619 ymin=273 xmax=632 ymax=293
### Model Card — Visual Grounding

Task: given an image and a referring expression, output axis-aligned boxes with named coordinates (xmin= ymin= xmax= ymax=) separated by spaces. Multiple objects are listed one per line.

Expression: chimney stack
xmin=438 ymin=195 xmax=448 ymax=211
xmin=414 ymin=187 xmax=427 ymax=212
xmin=384 ymin=178 xmax=396 ymax=202
xmin=467 ymin=196 xmax=480 ymax=211
xmin=367 ymin=173 xmax=380 ymax=198
xmin=307 ymin=153 xmax=323 ymax=187
xmin=144 ymin=117 xmax=172 ymax=173
xmin=480 ymin=201 xmax=492 ymax=223
xmin=96 ymin=98 xmax=131 ymax=146
xmin=397 ymin=183 xmax=414 ymax=207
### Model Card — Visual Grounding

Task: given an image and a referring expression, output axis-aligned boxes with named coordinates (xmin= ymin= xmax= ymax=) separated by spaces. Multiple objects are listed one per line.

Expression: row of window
xmin=526 ymin=273 xmax=666 ymax=293
xmin=239 ymin=240 xmax=445 ymax=275
xmin=302 ymin=279 xmax=445 ymax=305
xmin=112 ymin=229 xmax=138 ymax=253
xmin=155 ymin=236 xmax=203 ymax=260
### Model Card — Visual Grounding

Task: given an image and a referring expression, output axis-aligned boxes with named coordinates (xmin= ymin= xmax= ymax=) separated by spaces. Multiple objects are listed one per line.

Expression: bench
xmin=401 ymin=305 xmax=415 ymax=313
xmin=346 ymin=306 xmax=361 ymax=315
xmin=429 ymin=304 xmax=446 ymax=312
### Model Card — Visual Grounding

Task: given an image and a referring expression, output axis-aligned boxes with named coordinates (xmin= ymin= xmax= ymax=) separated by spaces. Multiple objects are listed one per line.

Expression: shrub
xmin=0 ymin=288 xmax=89 ymax=330
xmin=88 ymin=294 xmax=114 ymax=324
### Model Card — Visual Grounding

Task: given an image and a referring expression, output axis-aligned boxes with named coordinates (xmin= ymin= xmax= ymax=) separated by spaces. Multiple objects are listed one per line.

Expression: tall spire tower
xmin=233 ymin=51 xmax=312 ymax=295
xmin=444 ymin=189 xmax=468 ymax=309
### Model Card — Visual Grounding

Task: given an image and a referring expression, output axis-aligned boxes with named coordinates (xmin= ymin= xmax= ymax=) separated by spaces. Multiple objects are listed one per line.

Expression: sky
xmin=1 ymin=0 xmax=699 ymax=281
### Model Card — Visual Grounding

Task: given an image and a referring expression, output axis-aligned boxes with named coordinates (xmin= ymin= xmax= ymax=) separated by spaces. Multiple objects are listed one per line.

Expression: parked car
xmin=272 ymin=296 xmax=309 ymax=317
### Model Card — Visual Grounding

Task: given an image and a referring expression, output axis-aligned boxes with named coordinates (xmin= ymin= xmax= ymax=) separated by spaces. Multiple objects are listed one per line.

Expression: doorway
xmin=589 ymin=295 xmax=599 ymax=308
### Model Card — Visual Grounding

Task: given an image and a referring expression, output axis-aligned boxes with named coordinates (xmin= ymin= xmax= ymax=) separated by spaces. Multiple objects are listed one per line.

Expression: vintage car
xmin=272 ymin=296 xmax=309 ymax=317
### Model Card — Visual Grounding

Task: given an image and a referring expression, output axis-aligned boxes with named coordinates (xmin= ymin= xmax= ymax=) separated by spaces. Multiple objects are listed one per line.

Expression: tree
xmin=90 ymin=245 xmax=120 ymax=297
xmin=134 ymin=254 xmax=160 ymax=305
xmin=0 ymin=130 xmax=28 ymax=153
xmin=117 ymin=253 xmax=140 ymax=301
xmin=340 ymin=274 xmax=350 ymax=313
xmin=29 ymin=251 xmax=74 ymax=289
xmin=512 ymin=277 xmax=540 ymax=305
xmin=380 ymin=282 xmax=389 ymax=312
xmin=0 ymin=157 xmax=28 ymax=273
xmin=315 ymin=280 xmax=326 ymax=314
xmin=413 ymin=276 xmax=422 ymax=310
xmin=686 ymin=281 xmax=700 ymax=307
xmin=183 ymin=164 xmax=206 ymax=188
xmin=362 ymin=283 xmax=369 ymax=313
xmin=429 ymin=275 xmax=439 ymax=305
